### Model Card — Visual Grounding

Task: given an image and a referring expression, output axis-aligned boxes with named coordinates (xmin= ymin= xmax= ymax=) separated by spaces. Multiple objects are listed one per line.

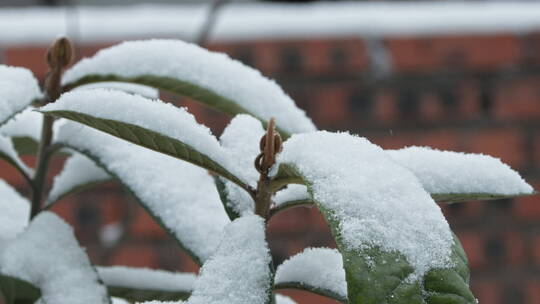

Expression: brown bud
xmin=46 ymin=37 xmax=74 ymax=69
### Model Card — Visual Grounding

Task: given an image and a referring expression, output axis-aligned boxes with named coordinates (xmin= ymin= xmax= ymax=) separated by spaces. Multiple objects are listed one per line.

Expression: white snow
xmin=54 ymin=120 xmax=230 ymax=262
xmin=112 ymin=298 xmax=130 ymax=304
xmin=61 ymin=40 xmax=316 ymax=135
xmin=0 ymin=180 xmax=30 ymax=249
xmin=218 ymin=114 xmax=264 ymax=215
xmin=0 ymin=65 xmax=41 ymax=126
xmin=47 ymin=152 xmax=110 ymax=205
xmin=273 ymin=184 xmax=309 ymax=207
xmin=0 ymin=134 xmax=32 ymax=177
xmin=187 ymin=215 xmax=271 ymax=304
xmin=275 ymin=294 xmax=297 ymax=304
xmin=0 ymin=107 xmax=43 ymax=142
xmin=387 ymin=146 xmax=534 ymax=197
xmin=42 ymin=89 xmax=245 ymax=181
xmin=2 ymin=2 xmax=540 ymax=46
xmin=74 ymin=82 xmax=159 ymax=99
xmin=97 ymin=266 xmax=195 ymax=292
xmin=0 ymin=212 xmax=109 ymax=304
xmin=275 ymin=131 xmax=454 ymax=281
xmin=275 ymin=247 xmax=346 ymax=300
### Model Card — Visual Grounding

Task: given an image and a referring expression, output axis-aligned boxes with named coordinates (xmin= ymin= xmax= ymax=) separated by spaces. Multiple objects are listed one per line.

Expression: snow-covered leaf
xmin=41 ymin=89 xmax=247 ymax=189
xmin=53 ymin=121 xmax=230 ymax=264
xmin=0 ymin=108 xmax=42 ymax=155
xmin=0 ymin=65 xmax=41 ymax=127
xmin=0 ymin=180 xmax=30 ymax=249
xmin=216 ymin=114 xmax=265 ymax=218
xmin=47 ymin=152 xmax=111 ymax=206
xmin=0 ymin=212 xmax=110 ymax=304
xmin=186 ymin=215 xmax=272 ymax=304
xmin=271 ymin=184 xmax=312 ymax=216
xmin=274 ymin=248 xmax=347 ymax=303
xmin=0 ymin=134 xmax=32 ymax=182
xmin=61 ymin=40 xmax=315 ymax=137
xmin=97 ymin=266 xmax=195 ymax=303
xmin=387 ymin=146 xmax=535 ymax=202
xmin=273 ymin=131 xmax=476 ymax=304
xmin=275 ymin=294 xmax=297 ymax=304
xmin=74 ymin=82 xmax=159 ymax=99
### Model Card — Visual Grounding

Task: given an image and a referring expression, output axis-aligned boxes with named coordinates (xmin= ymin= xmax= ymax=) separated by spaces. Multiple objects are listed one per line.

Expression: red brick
xmin=130 ymin=206 xmax=167 ymax=238
xmin=419 ymin=92 xmax=445 ymax=122
xmin=310 ymin=85 xmax=350 ymax=125
xmin=464 ymin=128 xmax=526 ymax=169
xmin=109 ymin=244 xmax=159 ymax=268
xmin=502 ymin=231 xmax=526 ymax=267
xmin=373 ymin=89 xmax=399 ymax=124
xmin=251 ymin=40 xmax=282 ymax=75
xmin=536 ymin=133 xmax=540 ymax=169
xmin=533 ymin=235 xmax=540 ymax=267
xmin=0 ymin=161 xmax=26 ymax=187
xmin=5 ymin=46 xmax=48 ymax=79
xmin=302 ymin=38 xmax=367 ymax=74
xmin=493 ymin=77 xmax=540 ymax=120
xmin=48 ymin=196 xmax=78 ymax=226
xmin=387 ymin=34 xmax=520 ymax=72
xmin=457 ymin=82 xmax=482 ymax=119
xmin=471 ymin=279 xmax=501 ymax=304
xmin=277 ymin=289 xmax=338 ymax=304
xmin=513 ymin=179 xmax=540 ymax=221
xmin=525 ymin=280 xmax=540 ymax=304
xmin=414 ymin=129 xmax=460 ymax=151
xmin=456 ymin=231 xmax=485 ymax=269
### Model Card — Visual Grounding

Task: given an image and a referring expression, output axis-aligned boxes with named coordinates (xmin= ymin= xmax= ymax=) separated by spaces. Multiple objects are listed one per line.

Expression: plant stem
xmin=30 ymin=116 xmax=54 ymax=218
xmin=254 ymin=175 xmax=273 ymax=218
xmin=30 ymin=37 xmax=74 ymax=219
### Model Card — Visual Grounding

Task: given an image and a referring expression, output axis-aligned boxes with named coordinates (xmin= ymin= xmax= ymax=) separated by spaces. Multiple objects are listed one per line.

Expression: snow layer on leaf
xmin=74 ymin=81 xmax=159 ymax=99
xmin=0 ymin=212 xmax=109 ymax=304
xmin=61 ymin=40 xmax=315 ymax=135
xmin=42 ymin=89 xmax=245 ymax=179
xmin=275 ymin=247 xmax=346 ymax=299
xmin=387 ymin=146 xmax=534 ymax=196
xmin=54 ymin=121 xmax=229 ymax=262
xmin=0 ymin=180 xmax=29 ymax=246
xmin=0 ymin=107 xmax=42 ymax=141
xmin=187 ymin=215 xmax=271 ymax=304
xmin=274 ymin=184 xmax=309 ymax=207
xmin=97 ymin=266 xmax=195 ymax=292
xmin=275 ymin=131 xmax=454 ymax=281
xmin=0 ymin=134 xmax=32 ymax=176
xmin=112 ymin=298 xmax=130 ymax=304
xmin=218 ymin=114 xmax=265 ymax=215
xmin=0 ymin=65 xmax=41 ymax=125
xmin=275 ymin=294 xmax=297 ymax=304
xmin=47 ymin=152 xmax=110 ymax=205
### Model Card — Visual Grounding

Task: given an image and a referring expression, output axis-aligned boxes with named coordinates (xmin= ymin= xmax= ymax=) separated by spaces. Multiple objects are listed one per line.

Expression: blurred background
xmin=1 ymin=0 xmax=539 ymax=303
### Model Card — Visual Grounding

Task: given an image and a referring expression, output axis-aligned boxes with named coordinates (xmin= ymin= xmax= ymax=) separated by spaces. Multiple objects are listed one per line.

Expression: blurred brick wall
xmin=2 ymin=33 xmax=540 ymax=304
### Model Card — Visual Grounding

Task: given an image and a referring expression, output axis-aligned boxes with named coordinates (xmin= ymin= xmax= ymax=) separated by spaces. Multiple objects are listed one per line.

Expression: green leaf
xmin=274 ymin=282 xmax=347 ymax=303
xmin=46 ymin=152 xmax=111 ymax=207
xmin=214 ymin=177 xmax=241 ymax=221
xmin=107 ymin=286 xmax=190 ymax=303
xmin=10 ymin=137 xmax=39 ymax=156
xmin=271 ymin=164 xmax=534 ymax=205
xmin=42 ymin=109 xmax=247 ymax=190
xmin=431 ymin=192 xmax=535 ymax=203
xmin=0 ymin=275 xmax=41 ymax=304
xmin=0 ymin=135 xmax=32 ymax=184
xmin=61 ymin=40 xmax=317 ymax=138
xmin=273 ymin=164 xmax=476 ymax=304
xmin=52 ymin=121 xmax=230 ymax=265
